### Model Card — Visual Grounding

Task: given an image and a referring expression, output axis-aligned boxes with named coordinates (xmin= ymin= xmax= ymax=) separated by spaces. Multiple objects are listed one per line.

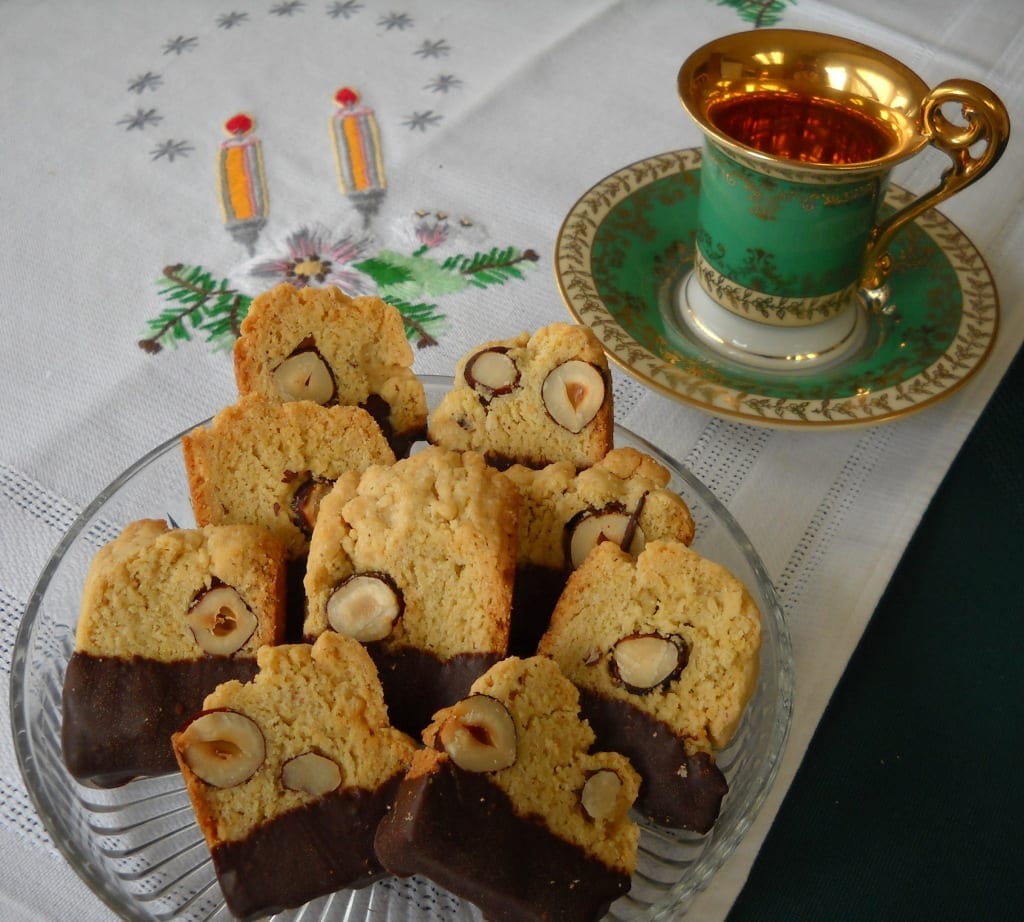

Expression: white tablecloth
xmin=2 ymin=1 xmax=1022 ymax=918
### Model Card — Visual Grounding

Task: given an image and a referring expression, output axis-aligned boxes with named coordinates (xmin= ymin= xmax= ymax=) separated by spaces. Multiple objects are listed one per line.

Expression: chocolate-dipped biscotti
xmin=503 ymin=446 xmax=695 ymax=655
xmin=233 ymin=282 xmax=427 ymax=458
xmin=62 ymin=519 xmax=286 ymax=787
xmin=182 ymin=394 xmax=395 ymax=560
xmin=172 ymin=632 xmax=418 ymax=921
xmin=303 ymin=445 xmax=518 ymax=736
xmin=375 ymin=655 xmax=640 ymax=922
xmin=427 ymin=322 xmax=613 ymax=470
xmin=538 ymin=539 xmax=761 ymax=832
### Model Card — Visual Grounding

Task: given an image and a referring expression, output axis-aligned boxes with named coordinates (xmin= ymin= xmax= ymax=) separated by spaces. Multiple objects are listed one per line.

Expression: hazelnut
xmin=541 ymin=360 xmax=605 ymax=433
xmin=186 ymin=583 xmax=258 ymax=656
xmin=610 ymin=633 xmax=688 ymax=694
xmin=436 ymin=694 xmax=517 ymax=772
xmin=326 ymin=573 xmax=403 ymax=642
xmin=580 ymin=769 xmax=624 ymax=822
xmin=290 ymin=475 xmax=334 ymax=538
xmin=176 ymin=709 xmax=265 ymax=788
xmin=566 ymin=504 xmax=646 ymax=570
xmin=272 ymin=340 xmax=336 ymax=404
xmin=281 ymin=751 xmax=343 ymax=796
xmin=464 ymin=348 xmax=520 ymax=400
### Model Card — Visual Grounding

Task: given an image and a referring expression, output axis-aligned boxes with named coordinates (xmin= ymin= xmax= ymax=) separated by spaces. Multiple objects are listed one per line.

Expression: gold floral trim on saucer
xmin=554 ymin=148 xmax=999 ymax=429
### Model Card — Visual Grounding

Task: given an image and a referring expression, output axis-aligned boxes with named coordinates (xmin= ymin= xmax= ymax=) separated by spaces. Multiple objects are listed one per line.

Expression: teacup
xmin=675 ymin=29 xmax=1009 ymax=368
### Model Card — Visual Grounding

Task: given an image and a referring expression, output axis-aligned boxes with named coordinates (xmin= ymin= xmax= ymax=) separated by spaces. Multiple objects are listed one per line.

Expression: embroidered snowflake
xmin=270 ymin=1 xmax=305 ymax=15
xmin=425 ymin=74 xmax=462 ymax=93
xmin=249 ymin=227 xmax=374 ymax=293
xmin=216 ymin=11 xmax=249 ymax=28
xmin=118 ymin=108 xmax=162 ymax=130
xmin=403 ymin=110 xmax=442 ymax=132
xmin=162 ymin=35 xmax=199 ymax=55
xmin=414 ymin=38 xmax=451 ymax=59
xmin=128 ymin=72 xmax=163 ymax=94
xmin=378 ymin=12 xmax=413 ymax=30
xmin=327 ymin=1 xmax=363 ymax=18
xmin=150 ymin=139 xmax=194 ymax=162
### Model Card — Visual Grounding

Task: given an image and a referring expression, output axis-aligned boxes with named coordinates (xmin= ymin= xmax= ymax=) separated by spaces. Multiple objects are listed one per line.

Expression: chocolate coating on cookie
xmin=365 ymin=645 xmax=504 ymax=737
xmin=214 ymin=775 xmax=403 ymax=921
xmin=375 ymin=758 xmax=631 ymax=922
xmin=579 ymin=690 xmax=728 ymax=833
xmin=509 ymin=564 xmax=567 ymax=656
xmin=360 ymin=392 xmax=424 ymax=459
xmin=62 ymin=653 xmax=259 ymax=787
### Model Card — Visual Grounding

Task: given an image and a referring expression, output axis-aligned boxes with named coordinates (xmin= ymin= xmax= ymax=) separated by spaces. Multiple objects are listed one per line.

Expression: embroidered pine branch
xmin=717 ymin=0 xmax=794 ymax=28
xmin=140 ymin=264 xmax=251 ymax=353
xmin=380 ymin=296 xmax=444 ymax=349
xmin=441 ymin=247 xmax=540 ymax=288
xmin=143 ymin=239 xmax=535 ymax=355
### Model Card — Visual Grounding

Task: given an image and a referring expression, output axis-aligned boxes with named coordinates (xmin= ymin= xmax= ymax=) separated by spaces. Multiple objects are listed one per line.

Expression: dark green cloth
xmin=729 ymin=343 xmax=1024 ymax=922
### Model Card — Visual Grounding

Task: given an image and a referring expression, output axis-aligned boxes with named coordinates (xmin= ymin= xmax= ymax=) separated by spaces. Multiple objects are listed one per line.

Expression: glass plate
xmin=11 ymin=375 xmax=794 ymax=922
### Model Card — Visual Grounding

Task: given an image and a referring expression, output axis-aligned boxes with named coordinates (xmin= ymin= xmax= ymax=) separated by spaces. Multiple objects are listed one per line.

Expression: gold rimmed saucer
xmin=554 ymin=148 xmax=999 ymax=429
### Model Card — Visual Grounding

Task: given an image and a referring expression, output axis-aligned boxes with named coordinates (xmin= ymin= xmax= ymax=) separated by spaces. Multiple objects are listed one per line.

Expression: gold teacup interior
xmin=707 ymin=92 xmax=897 ymax=165
xmin=679 ymin=30 xmax=932 ymax=168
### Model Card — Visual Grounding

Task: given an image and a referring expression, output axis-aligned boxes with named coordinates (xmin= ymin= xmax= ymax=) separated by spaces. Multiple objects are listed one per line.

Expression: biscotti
xmin=234 ymin=283 xmax=427 ymax=457
xmin=172 ymin=632 xmax=418 ymax=920
xmin=538 ymin=539 xmax=761 ymax=832
xmin=62 ymin=519 xmax=286 ymax=787
xmin=182 ymin=394 xmax=395 ymax=560
xmin=375 ymin=656 xmax=640 ymax=922
xmin=427 ymin=323 xmax=613 ymax=470
xmin=303 ymin=445 xmax=518 ymax=735
xmin=503 ymin=447 xmax=696 ymax=655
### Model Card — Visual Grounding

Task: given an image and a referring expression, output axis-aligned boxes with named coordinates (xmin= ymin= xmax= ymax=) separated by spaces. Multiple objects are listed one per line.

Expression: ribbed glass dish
xmin=11 ymin=374 xmax=793 ymax=922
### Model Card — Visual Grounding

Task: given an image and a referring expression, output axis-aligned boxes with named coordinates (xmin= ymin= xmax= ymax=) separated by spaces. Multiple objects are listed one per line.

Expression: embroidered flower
xmin=405 ymin=210 xmax=487 ymax=254
xmin=415 ymin=217 xmax=450 ymax=250
xmin=249 ymin=226 xmax=374 ymax=293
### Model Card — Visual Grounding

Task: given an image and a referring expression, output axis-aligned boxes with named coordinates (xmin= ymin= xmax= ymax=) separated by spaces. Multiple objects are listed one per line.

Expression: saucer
xmin=554 ymin=148 xmax=999 ymax=429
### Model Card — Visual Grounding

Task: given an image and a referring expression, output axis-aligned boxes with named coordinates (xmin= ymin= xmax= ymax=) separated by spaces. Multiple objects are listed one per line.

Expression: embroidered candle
xmin=217 ymin=113 xmax=268 ymax=255
xmin=330 ymin=88 xmax=386 ymax=226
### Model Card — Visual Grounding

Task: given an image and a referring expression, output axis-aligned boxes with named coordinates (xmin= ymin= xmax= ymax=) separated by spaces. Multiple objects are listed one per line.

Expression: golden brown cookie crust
xmin=420 ymin=655 xmax=640 ymax=874
xmin=427 ymin=323 xmax=613 ymax=469
xmin=504 ymin=446 xmax=695 ymax=570
xmin=539 ymin=539 xmax=761 ymax=751
xmin=304 ymin=446 xmax=518 ymax=658
xmin=182 ymin=394 xmax=395 ymax=558
xmin=74 ymin=519 xmax=286 ymax=661
xmin=234 ymin=283 xmax=426 ymax=440
xmin=173 ymin=632 xmax=417 ymax=846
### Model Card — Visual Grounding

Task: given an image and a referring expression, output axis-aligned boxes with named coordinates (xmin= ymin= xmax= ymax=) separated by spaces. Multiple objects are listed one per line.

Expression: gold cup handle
xmin=861 ymin=79 xmax=1010 ymax=291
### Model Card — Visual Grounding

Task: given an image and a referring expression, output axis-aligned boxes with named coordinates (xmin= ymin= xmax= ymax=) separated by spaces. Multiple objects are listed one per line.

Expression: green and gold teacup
xmin=676 ymin=30 xmax=1008 ymax=363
